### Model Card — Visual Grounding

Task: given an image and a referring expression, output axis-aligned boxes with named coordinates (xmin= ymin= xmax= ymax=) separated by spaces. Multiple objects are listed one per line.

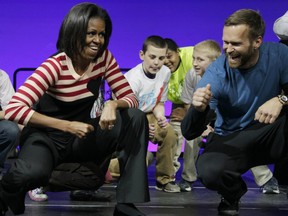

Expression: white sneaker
xmin=28 ymin=187 xmax=48 ymax=202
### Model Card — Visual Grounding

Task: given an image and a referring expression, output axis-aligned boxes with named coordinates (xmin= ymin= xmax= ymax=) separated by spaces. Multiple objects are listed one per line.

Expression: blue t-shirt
xmin=196 ymin=42 xmax=288 ymax=135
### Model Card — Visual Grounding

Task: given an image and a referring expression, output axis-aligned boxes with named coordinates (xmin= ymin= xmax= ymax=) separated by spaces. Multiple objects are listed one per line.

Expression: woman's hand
xmin=67 ymin=121 xmax=94 ymax=138
xmin=29 ymin=112 xmax=94 ymax=139
xmin=99 ymin=100 xmax=117 ymax=130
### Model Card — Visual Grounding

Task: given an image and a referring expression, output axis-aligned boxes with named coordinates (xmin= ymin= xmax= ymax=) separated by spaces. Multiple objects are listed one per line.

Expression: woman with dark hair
xmin=1 ymin=3 xmax=149 ymax=216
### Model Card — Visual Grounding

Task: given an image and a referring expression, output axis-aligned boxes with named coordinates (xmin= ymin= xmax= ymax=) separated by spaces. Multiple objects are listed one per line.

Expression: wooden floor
xmin=3 ymin=158 xmax=288 ymax=216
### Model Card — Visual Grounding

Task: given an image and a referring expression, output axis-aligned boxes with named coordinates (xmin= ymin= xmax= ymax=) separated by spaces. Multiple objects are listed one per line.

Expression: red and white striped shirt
xmin=5 ymin=50 xmax=138 ymax=125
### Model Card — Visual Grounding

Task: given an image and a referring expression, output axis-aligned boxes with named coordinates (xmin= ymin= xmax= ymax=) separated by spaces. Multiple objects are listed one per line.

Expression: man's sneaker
xmin=261 ymin=177 xmax=280 ymax=194
xmin=70 ymin=190 xmax=114 ymax=201
xmin=178 ymin=178 xmax=193 ymax=192
xmin=28 ymin=187 xmax=48 ymax=202
xmin=218 ymin=197 xmax=239 ymax=216
xmin=155 ymin=181 xmax=180 ymax=193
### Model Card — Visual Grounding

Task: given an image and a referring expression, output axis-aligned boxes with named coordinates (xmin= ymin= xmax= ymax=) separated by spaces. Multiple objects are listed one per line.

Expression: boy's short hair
xmin=164 ymin=38 xmax=179 ymax=52
xmin=194 ymin=40 xmax=222 ymax=60
xmin=142 ymin=35 xmax=167 ymax=53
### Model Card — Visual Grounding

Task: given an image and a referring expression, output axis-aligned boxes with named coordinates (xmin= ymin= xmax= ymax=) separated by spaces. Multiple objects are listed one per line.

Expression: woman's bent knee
xmin=3 ymin=158 xmax=50 ymax=190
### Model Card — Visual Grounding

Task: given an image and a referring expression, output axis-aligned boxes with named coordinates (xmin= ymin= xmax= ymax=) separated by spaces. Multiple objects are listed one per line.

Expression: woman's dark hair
xmin=164 ymin=38 xmax=179 ymax=52
xmin=56 ymin=3 xmax=112 ymax=60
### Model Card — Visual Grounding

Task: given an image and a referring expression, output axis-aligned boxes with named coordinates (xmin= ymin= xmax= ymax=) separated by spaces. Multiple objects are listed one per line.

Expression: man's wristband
xmin=278 ymin=95 xmax=288 ymax=105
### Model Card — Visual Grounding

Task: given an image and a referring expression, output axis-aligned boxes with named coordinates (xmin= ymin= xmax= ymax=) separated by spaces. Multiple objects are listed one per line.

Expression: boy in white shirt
xmin=124 ymin=35 xmax=180 ymax=192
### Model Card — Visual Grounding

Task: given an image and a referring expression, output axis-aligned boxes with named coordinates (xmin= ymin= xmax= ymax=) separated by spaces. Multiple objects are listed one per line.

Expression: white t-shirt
xmin=0 ymin=69 xmax=15 ymax=110
xmin=124 ymin=63 xmax=171 ymax=113
xmin=181 ymin=69 xmax=201 ymax=104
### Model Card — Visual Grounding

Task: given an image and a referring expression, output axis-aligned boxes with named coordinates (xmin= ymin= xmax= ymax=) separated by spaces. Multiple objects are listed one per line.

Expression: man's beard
xmin=227 ymin=45 xmax=255 ymax=69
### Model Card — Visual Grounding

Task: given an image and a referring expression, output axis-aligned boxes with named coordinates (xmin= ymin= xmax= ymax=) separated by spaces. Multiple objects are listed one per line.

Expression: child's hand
xmin=149 ymin=123 xmax=156 ymax=139
xmin=170 ymin=107 xmax=186 ymax=121
xmin=201 ymin=125 xmax=214 ymax=137
xmin=157 ymin=116 xmax=168 ymax=128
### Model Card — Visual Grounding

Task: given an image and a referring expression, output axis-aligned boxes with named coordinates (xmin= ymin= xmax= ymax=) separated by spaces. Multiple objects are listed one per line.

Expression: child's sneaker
xmin=261 ymin=177 xmax=280 ymax=194
xmin=28 ymin=187 xmax=48 ymax=202
xmin=178 ymin=178 xmax=193 ymax=192
xmin=155 ymin=181 xmax=180 ymax=193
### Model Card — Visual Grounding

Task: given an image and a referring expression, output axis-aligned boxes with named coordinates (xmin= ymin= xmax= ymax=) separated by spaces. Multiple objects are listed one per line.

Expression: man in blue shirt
xmin=181 ymin=9 xmax=288 ymax=216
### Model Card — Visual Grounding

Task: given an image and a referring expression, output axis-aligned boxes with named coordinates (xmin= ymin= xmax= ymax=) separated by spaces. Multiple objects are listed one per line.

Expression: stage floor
xmin=4 ymin=158 xmax=288 ymax=216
